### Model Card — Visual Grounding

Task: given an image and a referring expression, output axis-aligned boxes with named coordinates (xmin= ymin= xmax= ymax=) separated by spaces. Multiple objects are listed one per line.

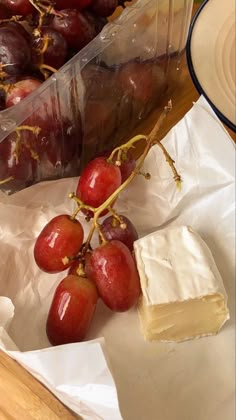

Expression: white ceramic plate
xmin=187 ymin=0 xmax=236 ymax=131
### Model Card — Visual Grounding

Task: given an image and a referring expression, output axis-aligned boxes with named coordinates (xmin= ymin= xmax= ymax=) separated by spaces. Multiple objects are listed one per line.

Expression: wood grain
xmin=0 ymin=351 xmax=78 ymax=419
xmin=0 ymin=3 xmax=235 ymax=420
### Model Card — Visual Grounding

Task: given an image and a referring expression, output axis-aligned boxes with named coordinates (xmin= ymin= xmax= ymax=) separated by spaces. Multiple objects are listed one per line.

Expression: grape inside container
xmin=0 ymin=0 xmax=193 ymax=194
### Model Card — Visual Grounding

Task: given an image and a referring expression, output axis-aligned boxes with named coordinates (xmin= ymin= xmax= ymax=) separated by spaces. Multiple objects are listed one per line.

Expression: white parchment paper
xmin=0 ymin=96 xmax=235 ymax=420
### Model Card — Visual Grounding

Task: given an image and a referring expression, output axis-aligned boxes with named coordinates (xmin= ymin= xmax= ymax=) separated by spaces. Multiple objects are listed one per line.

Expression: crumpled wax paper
xmin=0 ymin=96 xmax=235 ymax=420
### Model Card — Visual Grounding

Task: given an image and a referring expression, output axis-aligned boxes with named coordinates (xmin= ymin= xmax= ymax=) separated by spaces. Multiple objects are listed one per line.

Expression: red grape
xmin=5 ymin=78 xmax=42 ymax=108
xmin=0 ymin=24 xmax=32 ymax=76
xmin=90 ymin=0 xmax=118 ymax=17
xmin=100 ymin=215 xmax=138 ymax=251
xmin=32 ymin=26 xmax=68 ymax=70
xmin=34 ymin=215 xmax=84 ymax=273
xmin=46 ymin=274 xmax=98 ymax=345
xmin=0 ymin=132 xmax=34 ymax=182
xmin=76 ymin=156 xmax=121 ymax=214
xmin=3 ymin=0 xmax=34 ymax=16
xmin=117 ymin=62 xmax=153 ymax=103
xmin=87 ymin=240 xmax=141 ymax=311
xmin=51 ymin=9 xmax=96 ymax=50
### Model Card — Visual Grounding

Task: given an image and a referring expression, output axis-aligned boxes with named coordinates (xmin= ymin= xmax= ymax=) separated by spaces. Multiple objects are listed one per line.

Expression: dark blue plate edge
xmin=186 ymin=0 xmax=236 ymax=133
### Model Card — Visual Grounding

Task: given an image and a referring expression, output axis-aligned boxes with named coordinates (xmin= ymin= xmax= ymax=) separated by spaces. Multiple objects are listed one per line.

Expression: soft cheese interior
xmin=134 ymin=226 xmax=230 ymax=342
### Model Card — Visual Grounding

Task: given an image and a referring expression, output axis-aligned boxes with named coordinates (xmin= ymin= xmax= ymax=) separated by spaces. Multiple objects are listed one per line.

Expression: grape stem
xmin=70 ymin=101 xmax=180 ymax=255
xmin=0 ymin=83 xmax=12 ymax=94
xmin=35 ymin=34 xmax=51 ymax=55
xmin=93 ymin=101 xmax=175 ymax=220
xmin=0 ymin=176 xmax=14 ymax=185
xmin=15 ymin=125 xmax=41 ymax=136
xmin=0 ymin=70 xmax=7 ymax=80
xmin=107 ymin=134 xmax=147 ymax=163
xmin=39 ymin=64 xmax=57 ymax=74
xmin=0 ymin=15 xmax=22 ymax=23
xmin=29 ymin=0 xmax=63 ymax=17
xmin=69 ymin=192 xmax=96 ymax=217
xmin=155 ymin=141 xmax=181 ymax=187
xmin=28 ymin=0 xmax=44 ymax=14
xmin=107 ymin=206 xmax=126 ymax=228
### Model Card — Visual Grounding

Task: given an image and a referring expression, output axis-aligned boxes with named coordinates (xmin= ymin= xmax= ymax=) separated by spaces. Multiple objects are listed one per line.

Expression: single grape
xmin=34 ymin=214 xmax=84 ymax=273
xmin=0 ymin=24 xmax=32 ymax=76
xmin=3 ymin=0 xmax=34 ymax=17
xmin=51 ymin=9 xmax=96 ymax=50
xmin=0 ymin=132 xmax=35 ymax=182
xmin=100 ymin=215 xmax=138 ymax=251
xmin=117 ymin=62 xmax=153 ymax=103
xmin=76 ymin=156 xmax=122 ymax=215
xmin=5 ymin=78 xmax=42 ymax=108
xmin=90 ymin=0 xmax=118 ymax=17
xmin=87 ymin=240 xmax=141 ymax=311
xmin=32 ymin=26 xmax=68 ymax=70
xmin=46 ymin=274 xmax=98 ymax=345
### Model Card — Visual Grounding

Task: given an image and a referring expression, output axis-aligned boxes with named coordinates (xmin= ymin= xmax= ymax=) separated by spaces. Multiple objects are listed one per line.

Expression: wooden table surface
xmin=0 ymin=5 xmax=235 ymax=420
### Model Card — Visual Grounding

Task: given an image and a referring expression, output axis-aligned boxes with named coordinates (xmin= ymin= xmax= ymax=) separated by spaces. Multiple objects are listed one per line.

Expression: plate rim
xmin=186 ymin=0 xmax=236 ymax=133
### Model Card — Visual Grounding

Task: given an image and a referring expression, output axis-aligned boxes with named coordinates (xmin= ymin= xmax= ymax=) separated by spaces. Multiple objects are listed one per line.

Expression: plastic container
xmin=0 ymin=0 xmax=193 ymax=194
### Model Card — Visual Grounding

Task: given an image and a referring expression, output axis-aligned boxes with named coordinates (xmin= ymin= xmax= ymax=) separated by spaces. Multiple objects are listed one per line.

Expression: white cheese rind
xmin=134 ymin=226 xmax=230 ymax=342
xmin=134 ymin=225 xmax=228 ymax=305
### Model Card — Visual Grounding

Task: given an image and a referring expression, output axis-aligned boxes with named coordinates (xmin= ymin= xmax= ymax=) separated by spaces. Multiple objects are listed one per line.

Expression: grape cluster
xmin=33 ymin=102 xmax=180 ymax=346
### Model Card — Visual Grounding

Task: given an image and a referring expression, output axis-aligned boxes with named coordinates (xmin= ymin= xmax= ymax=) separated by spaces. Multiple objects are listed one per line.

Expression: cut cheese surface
xmin=134 ymin=225 xmax=230 ymax=342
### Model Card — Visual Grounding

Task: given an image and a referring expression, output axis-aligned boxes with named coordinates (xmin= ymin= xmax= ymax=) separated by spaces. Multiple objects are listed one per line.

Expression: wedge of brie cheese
xmin=134 ymin=226 xmax=230 ymax=342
